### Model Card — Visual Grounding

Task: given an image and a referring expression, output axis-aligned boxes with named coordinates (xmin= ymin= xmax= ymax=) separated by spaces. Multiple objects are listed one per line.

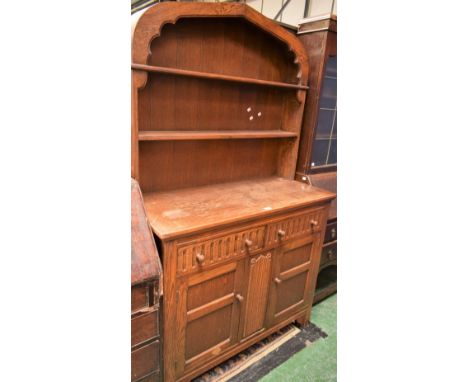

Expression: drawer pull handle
xmin=245 ymin=239 xmax=253 ymax=248
xmin=277 ymin=229 xmax=286 ymax=239
xmin=327 ymin=250 xmax=335 ymax=260
xmin=310 ymin=220 xmax=318 ymax=231
xmin=330 ymin=228 xmax=336 ymax=239
xmin=196 ymin=253 xmax=205 ymax=264
xmin=274 ymin=277 xmax=282 ymax=284
xmin=235 ymin=294 xmax=244 ymax=303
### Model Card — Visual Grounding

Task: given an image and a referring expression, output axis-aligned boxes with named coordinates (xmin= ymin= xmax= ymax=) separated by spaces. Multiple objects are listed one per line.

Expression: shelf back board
xmin=138 ymin=139 xmax=280 ymax=193
xmin=138 ymin=74 xmax=288 ymax=132
xmin=147 ymin=17 xmax=299 ymax=83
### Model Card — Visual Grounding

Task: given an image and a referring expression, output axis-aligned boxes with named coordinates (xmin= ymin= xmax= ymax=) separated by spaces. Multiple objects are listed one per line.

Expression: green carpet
xmin=259 ymin=294 xmax=337 ymax=382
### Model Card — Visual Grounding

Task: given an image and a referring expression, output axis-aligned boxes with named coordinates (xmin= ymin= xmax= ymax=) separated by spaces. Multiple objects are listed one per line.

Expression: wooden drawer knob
xmin=235 ymin=294 xmax=244 ymax=303
xmin=245 ymin=239 xmax=253 ymax=248
xmin=274 ymin=277 xmax=282 ymax=284
xmin=196 ymin=253 xmax=205 ymax=264
xmin=277 ymin=229 xmax=286 ymax=239
xmin=330 ymin=228 xmax=336 ymax=239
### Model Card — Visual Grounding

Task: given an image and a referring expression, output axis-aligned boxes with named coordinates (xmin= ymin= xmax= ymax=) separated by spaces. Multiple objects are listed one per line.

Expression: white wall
xmin=308 ymin=0 xmax=336 ymax=18
xmin=281 ymin=0 xmax=307 ymax=26
xmin=245 ymin=0 xmax=336 ymax=27
xmin=199 ymin=0 xmax=337 ymax=27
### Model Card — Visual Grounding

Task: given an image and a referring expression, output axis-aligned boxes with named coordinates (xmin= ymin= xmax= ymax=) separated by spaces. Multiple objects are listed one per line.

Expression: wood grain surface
xmin=131 ymin=178 xmax=162 ymax=285
xmin=143 ymin=177 xmax=335 ymax=239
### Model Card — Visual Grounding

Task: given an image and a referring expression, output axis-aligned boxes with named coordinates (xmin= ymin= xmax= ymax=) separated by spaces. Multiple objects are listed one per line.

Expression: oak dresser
xmin=131 ymin=3 xmax=336 ymax=381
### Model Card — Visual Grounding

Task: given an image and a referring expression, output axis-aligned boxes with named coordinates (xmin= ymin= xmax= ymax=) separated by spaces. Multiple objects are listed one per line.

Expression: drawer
xmin=176 ymin=225 xmax=266 ymax=275
xmin=132 ymin=281 xmax=160 ymax=314
xmin=131 ymin=284 xmax=149 ymax=313
xmin=131 ymin=340 xmax=160 ymax=381
xmin=324 ymin=222 xmax=337 ymax=243
xmin=320 ymin=242 xmax=337 ymax=267
xmin=132 ymin=309 xmax=160 ymax=348
xmin=266 ymin=208 xmax=325 ymax=246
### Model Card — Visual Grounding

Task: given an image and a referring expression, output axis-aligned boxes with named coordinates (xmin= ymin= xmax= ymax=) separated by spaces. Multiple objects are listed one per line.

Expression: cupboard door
xmin=176 ymin=261 xmax=244 ymax=376
xmin=239 ymin=251 xmax=273 ymax=340
xmin=267 ymin=236 xmax=317 ymax=325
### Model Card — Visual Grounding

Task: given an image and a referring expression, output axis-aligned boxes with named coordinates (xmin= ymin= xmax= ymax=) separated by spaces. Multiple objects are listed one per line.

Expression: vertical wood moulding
xmin=131 ymin=71 xmax=147 ymax=180
xmin=243 ymin=252 xmax=272 ymax=337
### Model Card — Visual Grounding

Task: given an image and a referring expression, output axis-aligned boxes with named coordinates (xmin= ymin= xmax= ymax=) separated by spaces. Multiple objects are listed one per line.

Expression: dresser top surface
xmin=143 ymin=177 xmax=335 ymax=240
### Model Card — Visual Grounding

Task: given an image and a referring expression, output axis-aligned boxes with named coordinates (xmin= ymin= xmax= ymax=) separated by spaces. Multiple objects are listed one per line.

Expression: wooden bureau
xmin=131 ymin=179 xmax=163 ymax=382
xmin=295 ymin=16 xmax=338 ymax=304
xmin=131 ymin=3 xmax=336 ymax=381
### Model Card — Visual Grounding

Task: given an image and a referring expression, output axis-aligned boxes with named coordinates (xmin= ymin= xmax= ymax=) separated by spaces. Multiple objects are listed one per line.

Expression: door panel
xmin=186 ymin=271 xmax=236 ymax=310
xmin=240 ymin=252 xmax=273 ymax=339
xmin=275 ymin=271 xmax=308 ymax=314
xmin=185 ymin=304 xmax=234 ymax=360
xmin=177 ymin=261 xmax=244 ymax=375
xmin=279 ymin=244 xmax=312 ymax=272
xmin=268 ymin=236 xmax=317 ymax=325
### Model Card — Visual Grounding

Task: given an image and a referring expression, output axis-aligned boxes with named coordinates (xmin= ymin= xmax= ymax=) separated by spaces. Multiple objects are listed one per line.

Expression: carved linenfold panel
xmin=177 ymin=226 xmax=266 ymax=275
xmin=243 ymin=252 xmax=272 ymax=337
xmin=266 ymin=209 xmax=324 ymax=246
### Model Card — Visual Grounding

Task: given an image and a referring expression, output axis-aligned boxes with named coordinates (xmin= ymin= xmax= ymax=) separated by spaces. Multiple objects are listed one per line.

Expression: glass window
xmin=310 ymin=55 xmax=337 ymax=169
xmin=311 ymin=139 xmax=329 ymax=166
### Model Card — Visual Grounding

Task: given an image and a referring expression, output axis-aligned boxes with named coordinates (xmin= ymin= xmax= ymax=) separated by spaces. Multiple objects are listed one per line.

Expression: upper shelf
xmin=132 ymin=63 xmax=309 ymax=91
xmin=138 ymin=130 xmax=298 ymax=141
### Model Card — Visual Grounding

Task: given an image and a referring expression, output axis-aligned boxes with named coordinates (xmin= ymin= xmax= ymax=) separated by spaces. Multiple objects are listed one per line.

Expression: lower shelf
xmin=313 ymin=265 xmax=337 ymax=304
xmin=138 ymin=130 xmax=298 ymax=141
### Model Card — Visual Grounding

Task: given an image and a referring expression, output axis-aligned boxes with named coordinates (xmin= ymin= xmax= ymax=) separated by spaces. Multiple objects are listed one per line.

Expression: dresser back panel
xmin=139 ymin=139 xmax=280 ymax=192
xmin=138 ymin=74 xmax=287 ymax=132
xmin=148 ymin=18 xmax=299 ymax=83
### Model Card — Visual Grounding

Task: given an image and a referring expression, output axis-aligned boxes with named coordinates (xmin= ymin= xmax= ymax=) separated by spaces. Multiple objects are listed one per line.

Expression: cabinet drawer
xmin=132 ymin=281 xmax=160 ymax=314
xmin=131 ymin=340 xmax=160 ymax=381
xmin=266 ymin=208 xmax=325 ymax=246
xmin=132 ymin=310 xmax=159 ymax=348
xmin=131 ymin=284 xmax=148 ymax=313
xmin=320 ymin=242 xmax=337 ymax=267
xmin=324 ymin=222 xmax=337 ymax=243
xmin=176 ymin=225 xmax=266 ymax=275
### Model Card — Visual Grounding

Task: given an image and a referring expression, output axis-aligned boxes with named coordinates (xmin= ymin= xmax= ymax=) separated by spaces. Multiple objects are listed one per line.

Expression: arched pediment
xmin=132 ymin=3 xmax=308 ymax=87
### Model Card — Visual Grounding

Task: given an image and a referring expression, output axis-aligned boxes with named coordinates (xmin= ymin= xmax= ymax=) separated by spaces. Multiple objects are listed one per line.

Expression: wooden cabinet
xmin=295 ymin=16 xmax=337 ymax=179
xmin=172 ymin=228 xmax=324 ymax=378
xmin=131 ymin=179 xmax=163 ymax=382
xmin=295 ymin=16 xmax=338 ymax=304
xmin=131 ymin=3 xmax=336 ymax=381
xmin=155 ymin=199 xmax=331 ymax=381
